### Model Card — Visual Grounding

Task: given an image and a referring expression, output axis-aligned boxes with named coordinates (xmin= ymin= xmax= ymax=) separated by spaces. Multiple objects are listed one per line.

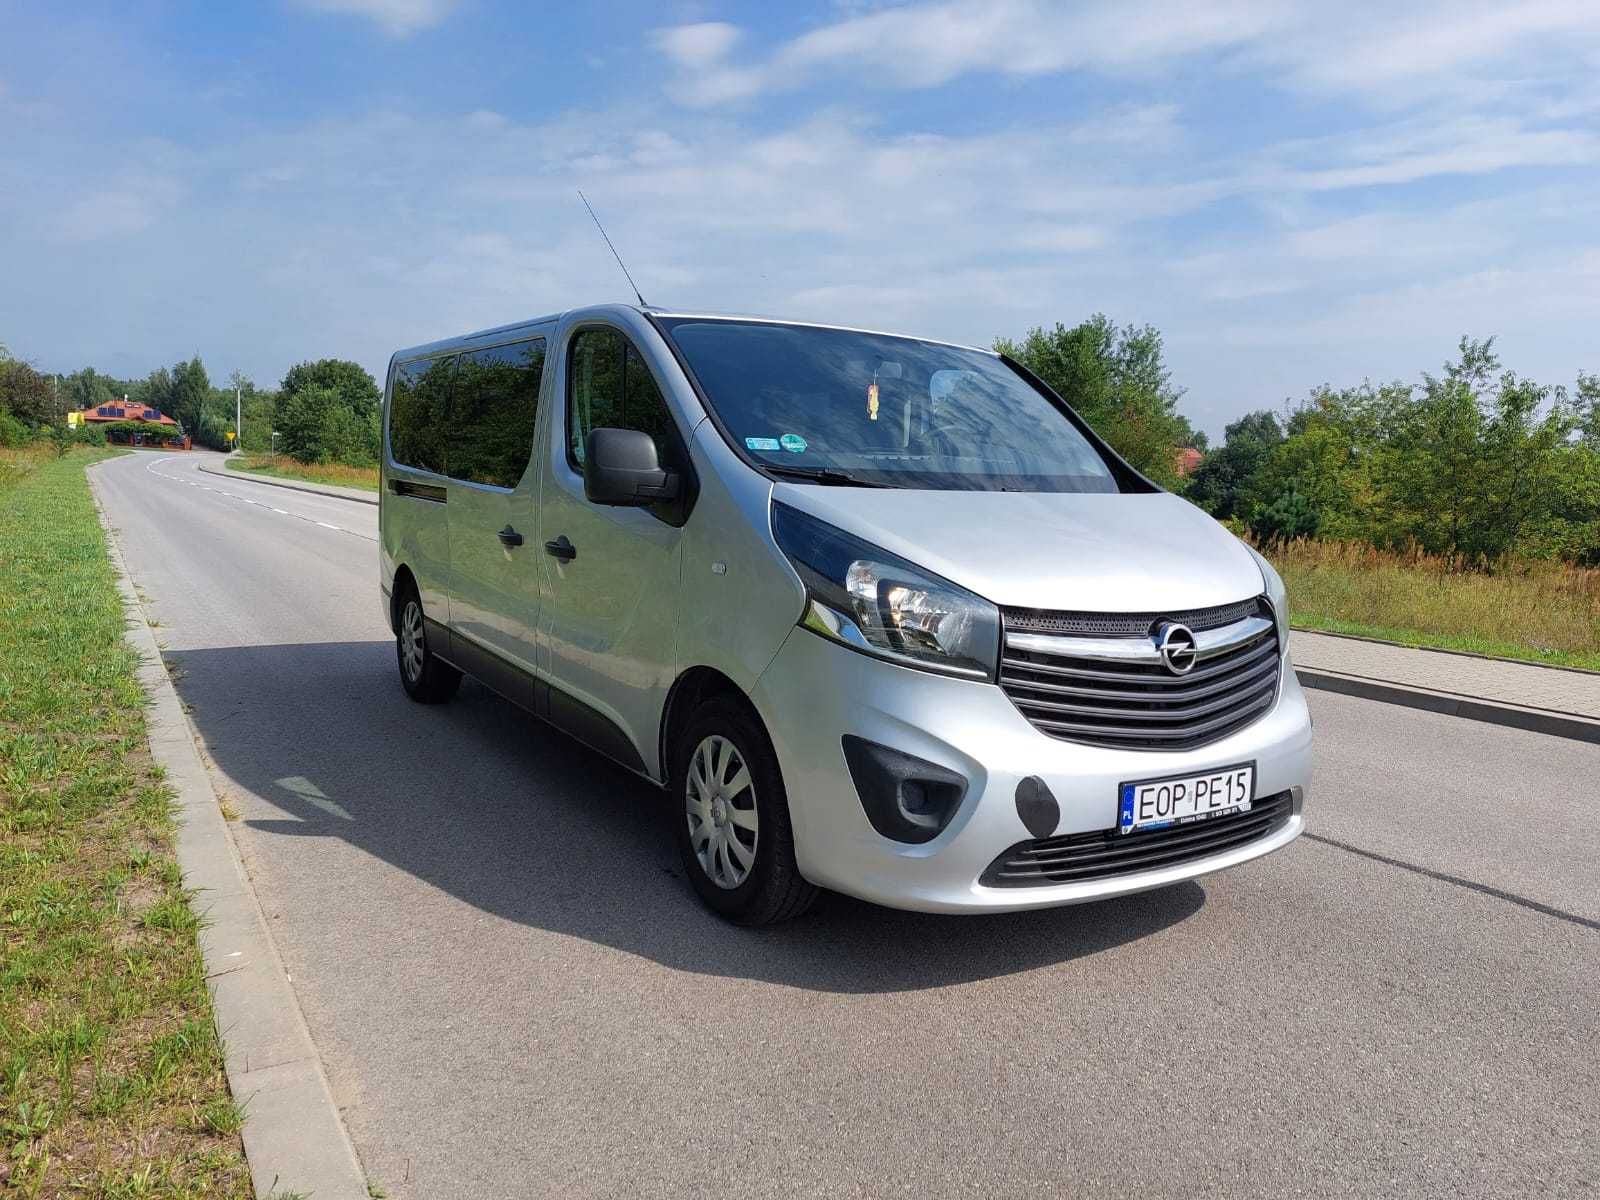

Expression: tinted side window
xmin=567 ymin=328 xmax=674 ymax=467
xmin=389 ymin=354 xmax=455 ymax=475
xmin=450 ymin=339 xmax=545 ymax=488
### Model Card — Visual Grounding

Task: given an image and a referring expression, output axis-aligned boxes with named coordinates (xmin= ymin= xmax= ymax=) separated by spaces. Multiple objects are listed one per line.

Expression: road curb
xmin=88 ymin=460 xmax=371 ymax=1200
xmin=1296 ymin=667 xmax=1600 ymax=745
xmin=199 ymin=459 xmax=379 ymax=506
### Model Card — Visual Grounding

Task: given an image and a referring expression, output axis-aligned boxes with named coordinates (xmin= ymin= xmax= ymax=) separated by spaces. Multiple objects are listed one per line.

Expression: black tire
xmin=671 ymin=696 xmax=819 ymax=926
xmin=395 ymin=583 xmax=461 ymax=704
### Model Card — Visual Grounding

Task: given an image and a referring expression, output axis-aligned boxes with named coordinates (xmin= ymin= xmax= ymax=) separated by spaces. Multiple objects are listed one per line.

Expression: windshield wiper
xmin=762 ymin=463 xmax=894 ymax=488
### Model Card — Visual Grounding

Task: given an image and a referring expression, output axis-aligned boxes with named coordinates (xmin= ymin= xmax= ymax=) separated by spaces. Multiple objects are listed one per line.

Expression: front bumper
xmin=751 ymin=627 xmax=1312 ymax=914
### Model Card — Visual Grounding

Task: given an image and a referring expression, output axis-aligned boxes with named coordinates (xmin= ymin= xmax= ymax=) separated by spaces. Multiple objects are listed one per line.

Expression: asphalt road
xmin=95 ymin=451 xmax=1599 ymax=1199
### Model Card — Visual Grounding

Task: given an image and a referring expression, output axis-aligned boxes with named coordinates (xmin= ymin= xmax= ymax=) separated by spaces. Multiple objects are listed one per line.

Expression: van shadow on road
xmin=164 ymin=640 xmax=1204 ymax=994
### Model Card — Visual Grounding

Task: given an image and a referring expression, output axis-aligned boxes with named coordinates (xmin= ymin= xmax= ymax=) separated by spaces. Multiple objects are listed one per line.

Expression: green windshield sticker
xmin=745 ymin=437 xmax=780 ymax=451
xmin=779 ymin=433 xmax=808 ymax=453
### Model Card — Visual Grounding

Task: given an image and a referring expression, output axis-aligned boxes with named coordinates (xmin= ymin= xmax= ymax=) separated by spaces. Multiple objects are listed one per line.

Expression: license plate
xmin=1118 ymin=762 xmax=1254 ymax=835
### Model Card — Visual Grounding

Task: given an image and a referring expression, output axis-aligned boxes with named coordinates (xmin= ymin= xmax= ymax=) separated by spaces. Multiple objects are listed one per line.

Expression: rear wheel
xmin=395 ymin=584 xmax=460 ymax=704
xmin=671 ymin=697 xmax=818 ymax=925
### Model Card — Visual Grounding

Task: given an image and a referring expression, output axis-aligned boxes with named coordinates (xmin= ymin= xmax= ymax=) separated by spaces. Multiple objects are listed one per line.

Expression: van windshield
xmin=656 ymin=317 xmax=1120 ymax=492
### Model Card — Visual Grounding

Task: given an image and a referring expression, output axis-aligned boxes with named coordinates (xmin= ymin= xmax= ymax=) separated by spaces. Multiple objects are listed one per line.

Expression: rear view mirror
xmin=583 ymin=427 xmax=681 ymax=507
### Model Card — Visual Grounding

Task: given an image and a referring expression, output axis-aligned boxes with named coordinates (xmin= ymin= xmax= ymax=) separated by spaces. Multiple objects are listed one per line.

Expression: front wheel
xmin=671 ymin=697 xmax=818 ymax=926
xmin=395 ymin=585 xmax=461 ymax=704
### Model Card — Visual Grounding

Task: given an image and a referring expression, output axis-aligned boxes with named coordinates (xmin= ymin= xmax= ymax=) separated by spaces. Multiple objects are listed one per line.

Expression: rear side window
xmin=567 ymin=327 xmax=675 ymax=467
xmin=389 ymin=355 xmax=455 ymax=475
xmin=450 ymin=338 xmax=546 ymax=489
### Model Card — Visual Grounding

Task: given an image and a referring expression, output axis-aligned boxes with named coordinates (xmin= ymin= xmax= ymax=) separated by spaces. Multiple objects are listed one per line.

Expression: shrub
xmin=49 ymin=424 xmax=108 ymax=454
xmin=0 ymin=409 xmax=30 ymax=447
xmin=275 ymin=383 xmax=378 ymax=466
xmin=1249 ymin=488 xmax=1320 ymax=544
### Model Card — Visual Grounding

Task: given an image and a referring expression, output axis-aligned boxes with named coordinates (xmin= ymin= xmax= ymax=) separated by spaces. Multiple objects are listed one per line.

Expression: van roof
xmin=390 ymin=305 xmax=995 ymax=365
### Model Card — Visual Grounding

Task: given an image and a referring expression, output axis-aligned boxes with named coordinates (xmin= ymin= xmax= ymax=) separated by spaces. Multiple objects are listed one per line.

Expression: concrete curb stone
xmin=1297 ymin=667 xmax=1600 ymax=745
xmin=88 ymin=460 xmax=370 ymax=1200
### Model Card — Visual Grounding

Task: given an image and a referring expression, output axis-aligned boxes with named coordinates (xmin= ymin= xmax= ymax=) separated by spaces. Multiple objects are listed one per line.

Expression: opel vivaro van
xmin=380 ymin=305 xmax=1311 ymax=924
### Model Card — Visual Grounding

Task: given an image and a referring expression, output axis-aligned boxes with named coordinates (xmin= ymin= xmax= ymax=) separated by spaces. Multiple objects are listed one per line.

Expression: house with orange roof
xmin=70 ymin=397 xmax=191 ymax=448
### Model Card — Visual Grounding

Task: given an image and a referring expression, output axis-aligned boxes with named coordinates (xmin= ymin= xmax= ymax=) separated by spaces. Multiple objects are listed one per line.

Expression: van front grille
xmin=981 ymin=790 xmax=1294 ymax=887
xmin=999 ymin=598 xmax=1280 ymax=751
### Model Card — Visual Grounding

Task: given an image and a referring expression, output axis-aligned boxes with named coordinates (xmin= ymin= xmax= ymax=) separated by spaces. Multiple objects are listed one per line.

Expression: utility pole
xmin=235 ymin=383 xmax=242 ymax=453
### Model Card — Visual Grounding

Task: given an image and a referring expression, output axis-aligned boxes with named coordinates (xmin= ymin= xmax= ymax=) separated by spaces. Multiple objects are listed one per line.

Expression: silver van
xmin=379 ymin=305 xmax=1311 ymax=924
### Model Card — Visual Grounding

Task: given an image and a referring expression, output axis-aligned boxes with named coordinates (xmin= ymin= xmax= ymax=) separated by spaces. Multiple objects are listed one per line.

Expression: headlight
xmin=1245 ymin=543 xmax=1290 ymax=645
xmin=771 ymin=502 xmax=1000 ymax=679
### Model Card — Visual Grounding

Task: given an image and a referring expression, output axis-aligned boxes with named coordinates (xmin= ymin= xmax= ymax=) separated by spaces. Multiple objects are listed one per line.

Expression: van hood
xmin=772 ymin=485 xmax=1265 ymax=613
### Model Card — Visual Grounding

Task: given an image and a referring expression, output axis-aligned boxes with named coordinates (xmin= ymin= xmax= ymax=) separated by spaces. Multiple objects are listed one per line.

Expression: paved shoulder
xmin=1292 ymin=630 xmax=1600 ymax=744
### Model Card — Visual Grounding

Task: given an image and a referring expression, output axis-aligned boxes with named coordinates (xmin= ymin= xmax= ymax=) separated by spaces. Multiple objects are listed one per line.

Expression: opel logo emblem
xmin=1154 ymin=621 xmax=1197 ymax=675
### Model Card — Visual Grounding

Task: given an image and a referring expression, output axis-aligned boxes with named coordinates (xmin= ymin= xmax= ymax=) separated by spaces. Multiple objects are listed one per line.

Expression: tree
xmin=1373 ymin=338 xmax=1581 ymax=559
xmin=1185 ymin=409 xmax=1282 ymax=519
xmin=1576 ymin=371 xmax=1600 ymax=449
xmin=995 ymin=315 xmax=1196 ymax=486
xmin=1246 ymin=420 xmax=1362 ymax=537
xmin=169 ymin=355 xmax=212 ymax=437
xmin=1249 ymin=488 xmax=1320 ymax=543
xmin=280 ymin=359 xmax=380 ymax=421
xmin=60 ymin=367 xmax=118 ymax=412
xmin=135 ymin=366 xmax=175 ymax=415
xmin=0 ymin=358 xmax=60 ymax=427
xmin=275 ymin=382 xmax=378 ymax=465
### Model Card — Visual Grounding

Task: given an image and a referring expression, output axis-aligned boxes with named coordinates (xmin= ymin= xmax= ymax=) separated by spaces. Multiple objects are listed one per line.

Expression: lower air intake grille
xmin=981 ymin=790 xmax=1294 ymax=888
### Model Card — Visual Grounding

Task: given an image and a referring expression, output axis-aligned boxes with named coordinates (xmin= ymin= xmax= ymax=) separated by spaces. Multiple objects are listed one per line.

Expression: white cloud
xmin=654 ymin=0 xmax=1600 ymax=110
xmin=1253 ymin=115 xmax=1600 ymax=192
xmin=1266 ymin=0 xmax=1600 ymax=100
xmin=293 ymin=0 xmax=459 ymax=36
xmin=661 ymin=0 xmax=1284 ymax=106
xmin=52 ymin=172 xmax=182 ymax=242
xmin=652 ymin=22 xmax=741 ymax=69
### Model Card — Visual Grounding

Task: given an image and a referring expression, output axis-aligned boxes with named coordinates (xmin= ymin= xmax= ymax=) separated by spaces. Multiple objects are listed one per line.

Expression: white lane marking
xmin=140 ymin=455 xmax=377 ymax=542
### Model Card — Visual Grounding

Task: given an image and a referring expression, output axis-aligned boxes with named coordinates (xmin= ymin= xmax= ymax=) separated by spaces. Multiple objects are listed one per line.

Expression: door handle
xmin=544 ymin=535 xmax=576 ymax=562
xmin=497 ymin=525 xmax=523 ymax=547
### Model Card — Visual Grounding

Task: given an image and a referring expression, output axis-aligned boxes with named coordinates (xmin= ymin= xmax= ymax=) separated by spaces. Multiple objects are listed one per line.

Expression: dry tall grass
xmin=229 ymin=453 xmax=378 ymax=491
xmin=0 ymin=442 xmax=55 ymax=489
xmin=1264 ymin=537 xmax=1600 ymax=669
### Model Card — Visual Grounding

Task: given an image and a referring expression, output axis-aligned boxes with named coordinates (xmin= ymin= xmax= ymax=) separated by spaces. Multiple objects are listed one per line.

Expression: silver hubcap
xmin=686 ymin=734 xmax=758 ymax=890
xmin=401 ymin=600 xmax=425 ymax=682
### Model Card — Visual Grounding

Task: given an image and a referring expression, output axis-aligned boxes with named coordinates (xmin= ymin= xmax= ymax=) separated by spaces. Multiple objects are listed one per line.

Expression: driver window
xmin=567 ymin=328 xmax=674 ymax=467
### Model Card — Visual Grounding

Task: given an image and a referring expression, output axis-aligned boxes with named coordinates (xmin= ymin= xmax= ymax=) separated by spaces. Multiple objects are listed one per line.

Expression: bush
xmin=0 ymin=409 xmax=30 ymax=448
xmin=50 ymin=424 xmax=108 ymax=454
xmin=275 ymin=383 xmax=378 ymax=466
xmin=1249 ymin=488 xmax=1320 ymax=544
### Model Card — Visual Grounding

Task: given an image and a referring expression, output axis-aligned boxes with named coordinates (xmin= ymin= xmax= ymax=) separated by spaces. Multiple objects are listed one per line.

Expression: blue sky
xmin=2 ymin=0 xmax=1597 ymax=436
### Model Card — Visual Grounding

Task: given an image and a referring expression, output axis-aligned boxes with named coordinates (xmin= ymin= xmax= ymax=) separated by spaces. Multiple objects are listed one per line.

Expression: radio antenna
xmin=578 ymin=190 xmax=648 ymax=308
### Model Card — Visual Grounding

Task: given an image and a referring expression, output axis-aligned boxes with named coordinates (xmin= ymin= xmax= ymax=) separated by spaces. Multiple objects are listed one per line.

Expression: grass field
xmin=226 ymin=453 xmax=378 ymax=491
xmin=1267 ymin=538 xmax=1600 ymax=671
xmin=0 ymin=448 xmax=250 ymax=1197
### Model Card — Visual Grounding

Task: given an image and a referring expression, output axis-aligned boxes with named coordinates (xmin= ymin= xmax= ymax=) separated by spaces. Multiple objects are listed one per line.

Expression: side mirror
xmin=583 ymin=427 xmax=681 ymax=507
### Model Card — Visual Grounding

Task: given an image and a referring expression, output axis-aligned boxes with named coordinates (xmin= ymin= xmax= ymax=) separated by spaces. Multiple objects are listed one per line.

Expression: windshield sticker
xmin=779 ymin=433 xmax=808 ymax=454
xmin=745 ymin=436 xmax=780 ymax=451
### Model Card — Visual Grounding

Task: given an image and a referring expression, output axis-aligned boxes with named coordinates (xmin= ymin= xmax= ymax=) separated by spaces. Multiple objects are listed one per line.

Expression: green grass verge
xmin=0 ymin=449 xmax=249 ymax=1197
xmin=225 ymin=454 xmax=378 ymax=492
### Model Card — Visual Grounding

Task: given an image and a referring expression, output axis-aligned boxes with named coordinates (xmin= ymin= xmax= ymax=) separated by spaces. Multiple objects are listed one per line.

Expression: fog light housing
xmin=841 ymin=736 xmax=967 ymax=844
